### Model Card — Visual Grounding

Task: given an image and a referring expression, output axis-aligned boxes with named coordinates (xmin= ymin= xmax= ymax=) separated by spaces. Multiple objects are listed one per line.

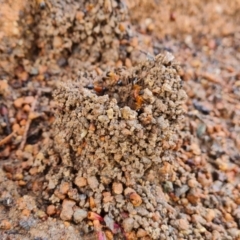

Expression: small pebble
xmin=73 ymin=208 xmax=88 ymax=223
xmin=0 ymin=220 xmax=11 ymax=230
xmin=60 ymin=199 xmax=76 ymax=221
xmin=47 ymin=205 xmax=57 ymax=216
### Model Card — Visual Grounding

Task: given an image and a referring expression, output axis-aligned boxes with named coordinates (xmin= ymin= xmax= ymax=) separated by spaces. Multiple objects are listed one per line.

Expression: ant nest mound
xmin=0 ymin=0 xmax=137 ymax=78
xmin=42 ymin=53 xmax=187 ymax=239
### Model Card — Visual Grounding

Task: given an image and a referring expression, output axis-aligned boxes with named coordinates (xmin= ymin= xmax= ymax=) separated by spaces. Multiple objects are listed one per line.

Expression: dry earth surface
xmin=0 ymin=0 xmax=240 ymax=239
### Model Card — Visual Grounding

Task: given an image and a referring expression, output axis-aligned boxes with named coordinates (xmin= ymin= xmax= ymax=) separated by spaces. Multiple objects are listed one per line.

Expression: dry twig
xmin=199 ymin=72 xmax=222 ymax=85
xmin=19 ymin=91 xmax=40 ymax=150
xmin=0 ymin=131 xmax=16 ymax=146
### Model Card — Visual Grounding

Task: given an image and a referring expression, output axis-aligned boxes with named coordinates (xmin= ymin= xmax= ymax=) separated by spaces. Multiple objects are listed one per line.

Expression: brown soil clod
xmin=41 ymin=53 xmax=186 ymax=239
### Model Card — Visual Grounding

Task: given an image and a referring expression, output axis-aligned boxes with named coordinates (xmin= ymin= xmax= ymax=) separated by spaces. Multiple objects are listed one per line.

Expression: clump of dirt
xmin=40 ymin=53 xmax=186 ymax=239
xmin=30 ymin=0 xmax=136 ymax=73
xmin=0 ymin=0 xmax=145 ymax=80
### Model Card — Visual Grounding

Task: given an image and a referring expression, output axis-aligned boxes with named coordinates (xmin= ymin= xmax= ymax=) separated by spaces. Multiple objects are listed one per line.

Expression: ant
xmin=84 ymin=70 xmax=120 ymax=96
xmin=84 ymin=83 xmax=107 ymax=96
xmin=85 ymin=74 xmax=145 ymax=111
xmin=132 ymin=84 xmax=144 ymax=111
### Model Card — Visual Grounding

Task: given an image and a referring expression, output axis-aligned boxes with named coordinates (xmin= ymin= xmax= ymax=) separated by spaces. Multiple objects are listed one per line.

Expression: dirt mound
xmin=40 ymin=53 xmax=186 ymax=239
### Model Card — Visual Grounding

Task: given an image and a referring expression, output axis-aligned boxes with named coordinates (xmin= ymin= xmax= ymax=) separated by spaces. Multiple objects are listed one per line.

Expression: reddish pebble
xmin=60 ymin=199 xmax=76 ymax=221
xmin=47 ymin=205 xmax=57 ymax=216
xmin=0 ymin=220 xmax=11 ymax=230
xmin=74 ymin=176 xmax=87 ymax=188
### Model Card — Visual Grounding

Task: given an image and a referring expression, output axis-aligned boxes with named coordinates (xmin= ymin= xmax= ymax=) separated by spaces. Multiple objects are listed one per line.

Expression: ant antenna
xmin=139 ymin=49 xmax=155 ymax=61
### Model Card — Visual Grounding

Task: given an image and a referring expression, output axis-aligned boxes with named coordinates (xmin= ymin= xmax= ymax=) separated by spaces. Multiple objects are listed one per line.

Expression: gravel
xmin=0 ymin=0 xmax=240 ymax=239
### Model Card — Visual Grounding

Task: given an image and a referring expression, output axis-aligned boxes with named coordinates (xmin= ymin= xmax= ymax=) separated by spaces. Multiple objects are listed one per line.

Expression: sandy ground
xmin=0 ymin=0 xmax=240 ymax=239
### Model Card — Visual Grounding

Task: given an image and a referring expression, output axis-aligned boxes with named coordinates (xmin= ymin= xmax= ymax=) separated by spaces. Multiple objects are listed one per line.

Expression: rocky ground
xmin=0 ymin=0 xmax=240 ymax=239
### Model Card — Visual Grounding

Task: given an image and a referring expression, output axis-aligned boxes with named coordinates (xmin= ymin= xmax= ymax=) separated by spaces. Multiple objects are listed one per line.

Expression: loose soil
xmin=0 ymin=0 xmax=240 ymax=240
